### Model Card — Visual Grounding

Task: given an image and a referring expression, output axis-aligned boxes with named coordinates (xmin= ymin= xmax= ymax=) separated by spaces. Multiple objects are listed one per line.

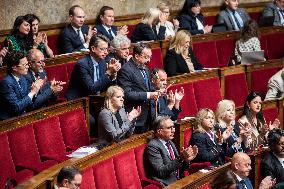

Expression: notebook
xmin=241 ymin=50 xmax=265 ymax=64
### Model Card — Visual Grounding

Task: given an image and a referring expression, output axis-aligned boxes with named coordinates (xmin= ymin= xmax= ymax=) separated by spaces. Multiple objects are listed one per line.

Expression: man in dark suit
xmin=262 ymin=0 xmax=284 ymax=26
xmin=25 ymin=49 xmax=65 ymax=110
xmin=144 ymin=116 xmax=198 ymax=186
xmin=217 ymin=0 xmax=250 ymax=31
xmin=66 ymin=34 xmax=120 ymax=100
xmin=59 ymin=5 xmax=96 ymax=54
xmin=261 ymin=129 xmax=284 ymax=188
xmin=0 ymin=51 xmax=44 ymax=120
xmin=54 ymin=166 xmax=82 ymax=189
xmin=117 ymin=43 xmax=159 ymax=133
xmin=95 ymin=6 xmax=128 ymax=41
xmin=151 ymin=68 xmax=183 ymax=121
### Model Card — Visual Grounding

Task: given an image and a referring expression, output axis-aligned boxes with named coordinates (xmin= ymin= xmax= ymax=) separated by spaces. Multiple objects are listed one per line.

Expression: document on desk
xmin=67 ymin=146 xmax=98 ymax=158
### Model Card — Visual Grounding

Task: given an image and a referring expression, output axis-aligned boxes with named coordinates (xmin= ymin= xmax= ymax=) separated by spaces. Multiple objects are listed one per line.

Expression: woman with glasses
xmin=177 ymin=0 xmax=212 ymax=35
xmin=238 ymin=91 xmax=280 ymax=150
xmin=190 ymin=108 xmax=225 ymax=166
xmin=97 ymin=86 xmax=141 ymax=147
xmin=25 ymin=14 xmax=54 ymax=58
xmin=157 ymin=2 xmax=179 ymax=39
xmin=164 ymin=30 xmax=203 ymax=77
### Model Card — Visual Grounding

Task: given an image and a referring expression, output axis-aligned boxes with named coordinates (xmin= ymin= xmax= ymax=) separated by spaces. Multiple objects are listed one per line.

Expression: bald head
xmin=231 ymin=152 xmax=251 ymax=179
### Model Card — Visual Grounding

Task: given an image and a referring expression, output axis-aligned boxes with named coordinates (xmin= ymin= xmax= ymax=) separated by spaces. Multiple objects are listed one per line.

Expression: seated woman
xmin=177 ymin=0 xmax=212 ymax=35
xmin=131 ymin=8 xmax=167 ymax=43
xmin=157 ymin=2 xmax=179 ymax=39
xmin=215 ymin=99 xmax=251 ymax=157
xmin=238 ymin=91 xmax=280 ymax=150
xmin=97 ymin=86 xmax=141 ymax=147
xmin=234 ymin=20 xmax=263 ymax=64
xmin=190 ymin=108 xmax=225 ymax=166
xmin=164 ymin=30 xmax=203 ymax=77
xmin=25 ymin=14 xmax=54 ymax=58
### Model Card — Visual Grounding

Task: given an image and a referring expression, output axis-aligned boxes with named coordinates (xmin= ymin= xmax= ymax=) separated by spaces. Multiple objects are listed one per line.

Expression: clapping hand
xmin=106 ymin=58 xmax=121 ymax=75
xmin=174 ymin=87 xmax=184 ymax=102
xmin=269 ymin=119 xmax=280 ymax=130
xmin=180 ymin=145 xmax=198 ymax=162
xmin=128 ymin=106 xmax=142 ymax=122
xmin=117 ymin=25 xmax=129 ymax=36
xmin=50 ymin=78 xmax=66 ymax=94
xmin=85 ymin=27 xmax=97 ymax=44
xmin=222 ymin=125 xmax=233 ymax=140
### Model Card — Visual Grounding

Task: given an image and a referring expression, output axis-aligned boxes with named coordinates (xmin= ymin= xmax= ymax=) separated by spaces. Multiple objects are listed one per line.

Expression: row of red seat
xmin=0 ymin=99 xmax=90 ymax=188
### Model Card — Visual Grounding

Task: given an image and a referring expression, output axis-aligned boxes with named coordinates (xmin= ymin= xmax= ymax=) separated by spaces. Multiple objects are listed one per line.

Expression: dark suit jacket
xmin=262 ymin=2 xmax=284 ymax=26
xmin=24 ymin=70 xmax=56 ymax=110
xmin=217 ymin=8 xmax=250 ymax=31
xmin=131 ymin=23 xmax=166 ymax=43
xmin=190 ymin=132 xmax=225 ymax=165
xmin=65 ymin=55 xmax=115 ymax=100
xmin=144 ymin=137 xmax=189 ymax=186
xmin=0 ymin=74 xmax=33 ymax=120
xmin=59 ymin=24 xmax=89 ymax=54
xmin=178 ymin=14 xmax=205 ymax=35
xmin=117 ymin=58 xmax=154 ymax=127
xmin=95 ymin=24 xmax=117 ymax=41
xmin=261 ymin=152 xmax=284 ymax=184
xmin=151 ymin=96 xmax=181 ymax=121
xmin=164 ymin=48 xmax=203 ymax=77
xmin=235 ymin=177 xmax=254 ymax=189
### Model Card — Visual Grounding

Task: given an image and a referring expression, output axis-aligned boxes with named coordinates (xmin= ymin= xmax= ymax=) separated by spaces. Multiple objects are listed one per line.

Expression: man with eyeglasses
xmin=55 ymin=166 xmax=82 ymax=189
xmin=0 ymin=51 xmax=44 ymax=120
xmin=25 ymin=49 xmax=65 ymax=110
xmin=261 ymin=128 xmax=284 ymax=188
xmin=117 ymin=42 xmax=159 ymax=133
xmin=144 ymin=116 xmax=198 ymax=186
xmin=263 ymin=0 xmax=284 ymax=26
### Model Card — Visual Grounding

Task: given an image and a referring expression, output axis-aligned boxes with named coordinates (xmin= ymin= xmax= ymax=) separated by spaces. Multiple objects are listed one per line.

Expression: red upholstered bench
xmin=192 ymin=41 xmax=219 ymax=68
xmin=47 ymin=34 xmax=60 ymax=55
xmin=266 ymin=32 xmax=284 ymax=59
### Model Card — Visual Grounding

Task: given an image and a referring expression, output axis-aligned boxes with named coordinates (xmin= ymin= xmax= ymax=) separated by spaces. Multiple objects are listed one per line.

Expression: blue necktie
xmin=108 ymin=29 xmax=114 ymax=40
xmin=232 ymin=11 xmax=241 ymax=30
xmin=140 ymin=69 xmax=149 ymax=90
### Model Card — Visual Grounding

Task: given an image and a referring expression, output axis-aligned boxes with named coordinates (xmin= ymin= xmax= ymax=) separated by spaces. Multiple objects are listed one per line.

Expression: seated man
xmin=55 ymin=166 xmax=82 ymax=189
xmin=151 ymin=68 xmax=183 ymax=121
xmin=265 ymin=68 xmax=284 ymax=100
xmin=65 ymin=34 xmax=120 ymax=100
xmin=59 ymin=5 xmax=96 ymax=53
xmin=217 ymin=0 xmax=250 ymax=31
xmin=261 ymin=129 xmax=284 ymax=188
xmin=107 ymin=34 xmax=131 ymax=66
xmin=25 ymin=49 xmax=65 ymax=109
xmin=95 ymin=6 xmax=128 ymax=41
xmin=144 ymin=116 xmax=198 ymax=186
xmin=262 ymin=0 xmax=284 ymax=26
xmin=0 ymin=51 xmax=44 ymax=120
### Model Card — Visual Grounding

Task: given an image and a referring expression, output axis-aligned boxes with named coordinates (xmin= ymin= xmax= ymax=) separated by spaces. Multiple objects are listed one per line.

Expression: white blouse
xmin=235 ymin=37 xmax=261 ymax=62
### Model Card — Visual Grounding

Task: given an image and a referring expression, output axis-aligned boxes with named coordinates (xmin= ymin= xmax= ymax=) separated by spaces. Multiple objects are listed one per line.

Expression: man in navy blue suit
xmin=95 ymin=6 xmax=128 ymax=41
xmin=0 ymin=51 xmax=44 ymax=120
xmin=59 ymin=5 xmax=97 ymax=53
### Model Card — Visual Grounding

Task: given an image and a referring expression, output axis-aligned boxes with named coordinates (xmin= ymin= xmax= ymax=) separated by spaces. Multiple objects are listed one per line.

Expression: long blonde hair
xmin=141 ymin=8 xmax=161 ymax=26
xmin=169 ymin=30 xmax=191 ymax=55
xmin=215 ymin=100 xmax=236 ymax=127
xmin=104 ymin=85 xmax=124 ymax=113
xmin=194 ymin=108 xmax=215 ymax=133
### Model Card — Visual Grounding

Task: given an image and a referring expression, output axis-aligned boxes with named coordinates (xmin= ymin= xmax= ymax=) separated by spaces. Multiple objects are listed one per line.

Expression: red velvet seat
xmin=266 ymin=33 xmax=284 ymax=59
xmin=263 ymin=107 xmax=278 ymax=124
xmin=224 ymin=73 xmax=249 ymax=107
xmin=168 ymin=83 xmax=198 ymax=119
xmin=0 ymin=133 xmax=33 ymax=188
xmin=47 ymin=34 xmax=59 ymax=55
xmin=127 ymin=24 xmax=137 ymax=39
xmin=183 ymin=127 xmax=193 ymax=149
xmin=59 ymin=108 xmax=90 ymax=151
xmin=204 ymin=16 xmax=217 ymax=26
xmin=260 ymin=35 xmax=268 ymax=58
xmin=216 ymin=38 xmax=236 ymax=67
xmin=197 ymin=183 xmax=211 ymax=189
xmin=148 ymin=47 xmax=163 ymax=70
xmin=8 ymin=124 xmax=57 ymax=173
xmin=249 ymin=12 xmax=262 ymax=21
xmin=193 ymin=77 xmax=222 ymax=111
xmin=192 ymin=41 xmax=219 ymax=68
xmin=33 ymin=116 xmax=68 ymax=162
xmin=80 ymin=167 xmax=96 ymax=189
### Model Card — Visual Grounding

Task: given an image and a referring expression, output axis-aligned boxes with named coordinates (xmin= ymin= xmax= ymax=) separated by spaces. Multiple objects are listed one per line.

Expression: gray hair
xmin=111 ymin=34 xmax=131 ymax=50
xmin=153 ymin=115 xmax=171 ymax=132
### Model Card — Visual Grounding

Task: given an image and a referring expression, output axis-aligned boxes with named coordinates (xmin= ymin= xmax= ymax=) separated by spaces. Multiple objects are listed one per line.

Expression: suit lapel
xmin=129 ymin=60 xmax=148 ymax=91
xmin=156 ymin=138 xmax=174 ymax=161
xmin=87 ymin=55 xmax=95 ymax=80
xmin=68 ymin=24 xmax=83 ymax=45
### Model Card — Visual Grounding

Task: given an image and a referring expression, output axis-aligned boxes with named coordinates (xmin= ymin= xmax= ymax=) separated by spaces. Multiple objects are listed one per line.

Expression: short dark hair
xmin=180 ymin=0 xmax=201 ymax=15
xmin=153 ymin=115 xmax=171 ymax=132
xmin=6 ymin=51 xmax=26 ymax=73
xmin=133 ymin=43 xmax=151 ymax=56
xmin=96 ymin=6 xmax=114 ymax=24
xmin=25 ymin=14 xmax=41 ymax=24
xmin=57 ymin=166 xmax=81 ymax=185
xmin=89 ymin=34 xmax=110 ymax=50
xmin=267 ymin=128 xmax=284 ymax=148
xmin=69 ymin=5 xmax=82 ymax=16
xmin=10 ymin=16 xmax=28 ymax=36
xmin=211 ymin=170 xmax=237 ymax=189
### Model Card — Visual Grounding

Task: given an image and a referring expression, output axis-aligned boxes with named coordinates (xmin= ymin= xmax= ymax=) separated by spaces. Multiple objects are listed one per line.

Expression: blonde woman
xmin=131 ymin=8 xmax=167 ymax=43
xmin=190 ymin=108 xmax=225 ymax=165
xmin=98 ymin=86 xmax=141 ymax=147
xmin=157 ymin=2 xmax=179 ymax=38
xmin=215 ymin=100 xmax=251 ymax=157
xmin=164 ymin=30 xmax=203 ymax=76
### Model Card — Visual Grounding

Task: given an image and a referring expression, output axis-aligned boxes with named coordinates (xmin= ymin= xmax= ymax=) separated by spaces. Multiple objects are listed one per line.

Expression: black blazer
xmin=59 ymin=24 xmax=89 ymax=54
xmin=95 ymin=24 xmax=118 ymax=41
xmin=164 ymin=48 xmax=203 ymax=77
xmin=178 ymin=14 xmax=206 ymax=35
xmin=261 ymin=152 xmax=284 ymax=184
xmin=190 ymin=132 xmax=225 ymax=165
xmin=131 ymin=23 xmax=166 ymax=43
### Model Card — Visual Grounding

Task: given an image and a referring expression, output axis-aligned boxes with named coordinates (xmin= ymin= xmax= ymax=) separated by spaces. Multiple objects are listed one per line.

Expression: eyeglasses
xmin=140 ymin=53 xmax=152 ymax=60
xmin=97 ymin=47 xmax=109 ymax=52
xmin=278 ymin=142 xmax=284 ymax=146
xmin=17 ymin=63 xmax=29 ymax=68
